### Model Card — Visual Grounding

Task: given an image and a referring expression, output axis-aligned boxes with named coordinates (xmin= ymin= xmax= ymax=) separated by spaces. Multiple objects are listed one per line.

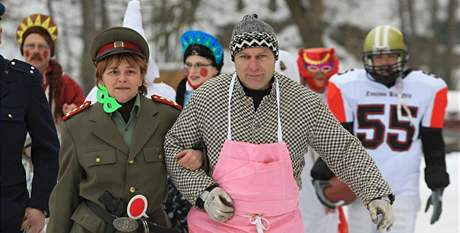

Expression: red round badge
xmin=127 ymin=194 xmax=148 ymax=219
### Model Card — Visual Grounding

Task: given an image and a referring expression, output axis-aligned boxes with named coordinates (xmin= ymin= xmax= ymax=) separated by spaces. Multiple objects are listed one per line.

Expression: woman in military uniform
xmin=47 ymin=26 xmax=180 ymax=233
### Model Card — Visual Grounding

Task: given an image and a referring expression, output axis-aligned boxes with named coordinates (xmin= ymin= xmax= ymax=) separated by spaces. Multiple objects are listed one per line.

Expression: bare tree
xmin=46 ymin=0 xmax=55 ymax=26
xmin=236 ymin=0 xmax=245 ymax=11
xmin=268 ymin=0 xmax=278 ymax=12
xmin=398 ymin=0 xmax=418 ymax=67
xmin=55 ymin=0 xmax=76 ymax=77
xmin=80 ymin=0 xmax=97 ymax=92
xmin=149 ymin=0 xmax=201 ymax=63
xmin=398 ymin=0 xmax=424 ymax=67
xmin=427 ymin=0 xmax=440 ymax=72
xmin=285 ymin=0 xmax=324 ymax=48
xmin=445 ymin=0 xmax=458 ymax=87
xmin=98 ymin=0 xmax=110 ymax=30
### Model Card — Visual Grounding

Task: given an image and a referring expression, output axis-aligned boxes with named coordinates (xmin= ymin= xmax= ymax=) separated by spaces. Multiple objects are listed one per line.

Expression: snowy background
xmin=2 ymin=0 xmax=459 ymax=232
xmin=412 ymin=153 xmax=458 ymax=233
xmin=1 ymin=0 xmax=460 ymax=90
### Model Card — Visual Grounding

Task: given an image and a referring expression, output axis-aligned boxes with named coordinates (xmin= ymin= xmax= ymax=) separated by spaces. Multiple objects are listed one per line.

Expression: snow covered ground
xmin=415 ymin=152 xmax=459 ymax=233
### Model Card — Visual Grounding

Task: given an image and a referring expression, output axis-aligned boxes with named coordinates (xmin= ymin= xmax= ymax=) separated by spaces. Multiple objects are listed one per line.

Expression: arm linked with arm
xmin=164 ymin=97 xmax=216 ymax=205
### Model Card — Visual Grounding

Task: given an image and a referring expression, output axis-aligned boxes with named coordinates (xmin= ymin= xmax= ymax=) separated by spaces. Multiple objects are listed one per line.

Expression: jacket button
xmin=128 ymin=160 xmax=134 ymax=164
xmin=7 ymin=113 xmax=12 ymax=119
xmin=158 ymin=153 xmax=163 ymax=159
xmin=95 ymin=157 xmax=101 ymax=163
xmin=129 ymin=186 xmax=136 ymax=193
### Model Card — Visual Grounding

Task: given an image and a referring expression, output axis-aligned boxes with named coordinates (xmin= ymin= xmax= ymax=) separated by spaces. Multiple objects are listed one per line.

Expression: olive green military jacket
xmin=47 ymin=95 xmax=179 ymax=233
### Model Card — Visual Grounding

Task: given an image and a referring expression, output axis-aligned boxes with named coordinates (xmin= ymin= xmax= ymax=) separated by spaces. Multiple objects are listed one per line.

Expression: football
xmin=324 ymin=176 xmax=357 ymax=205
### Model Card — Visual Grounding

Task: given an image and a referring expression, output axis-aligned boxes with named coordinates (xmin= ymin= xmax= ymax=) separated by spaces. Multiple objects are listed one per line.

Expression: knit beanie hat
xmin=229 ymin=14 xmax=279 ymax=61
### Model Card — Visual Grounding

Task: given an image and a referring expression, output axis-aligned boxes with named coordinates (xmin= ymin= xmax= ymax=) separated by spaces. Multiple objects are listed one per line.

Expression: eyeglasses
xmin=23 ymin=43 xmax=50 ymax=50
xmin=184 ymin=63 xmax=212 ymax=70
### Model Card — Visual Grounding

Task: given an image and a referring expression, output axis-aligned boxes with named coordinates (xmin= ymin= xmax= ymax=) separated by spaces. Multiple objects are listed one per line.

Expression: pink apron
xmin=188 ymin=74 xmax=304 ymax=233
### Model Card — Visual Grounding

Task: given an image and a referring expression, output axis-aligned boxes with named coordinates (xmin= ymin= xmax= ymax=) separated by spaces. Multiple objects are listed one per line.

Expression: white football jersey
xmin=327 ymin=69 xmax=448 ymax=196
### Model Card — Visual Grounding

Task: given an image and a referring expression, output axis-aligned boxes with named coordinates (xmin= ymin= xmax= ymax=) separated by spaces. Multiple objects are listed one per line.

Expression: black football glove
xmin=425 ymin=188 xmax=443 ymax=224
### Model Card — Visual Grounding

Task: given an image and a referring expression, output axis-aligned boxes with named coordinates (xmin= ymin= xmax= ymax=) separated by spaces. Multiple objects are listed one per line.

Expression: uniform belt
xmin=85 ymin=200 xmax=180 ymax=233
xmin=85 ymin=201 xmax=117 ymax=233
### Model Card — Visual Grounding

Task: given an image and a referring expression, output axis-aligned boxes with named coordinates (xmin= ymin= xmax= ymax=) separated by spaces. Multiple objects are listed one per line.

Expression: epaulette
xmin=8 ymin=59 xmax=41 ymax=79
xmin=151 ymin=95 xmax=182 ymax=110
xmin=63 ymin=101 xmax=92 ymax=121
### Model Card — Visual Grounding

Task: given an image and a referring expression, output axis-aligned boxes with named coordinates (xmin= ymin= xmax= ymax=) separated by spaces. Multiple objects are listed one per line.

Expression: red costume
xmin=43 ymin=61 xmax=85 ymax=121
xmin=297 ymin=48 xmax=339 ymax=93
xmin=17 ymin=14 xmax=85 ymax=122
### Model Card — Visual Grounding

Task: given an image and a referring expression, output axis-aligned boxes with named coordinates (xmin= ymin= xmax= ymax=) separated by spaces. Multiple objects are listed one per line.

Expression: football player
xmin=323 ymin=25 xmax=449 ymax=233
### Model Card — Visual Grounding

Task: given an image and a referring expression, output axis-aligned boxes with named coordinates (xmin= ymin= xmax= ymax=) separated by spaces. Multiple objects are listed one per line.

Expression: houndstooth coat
xmin=164 ymin=72 xmax=392 ymax=206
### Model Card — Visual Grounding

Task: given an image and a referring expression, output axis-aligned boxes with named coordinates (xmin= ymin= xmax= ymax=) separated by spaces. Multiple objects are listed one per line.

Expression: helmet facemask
xmin=363 ymin=49 xmax=408 ymax=86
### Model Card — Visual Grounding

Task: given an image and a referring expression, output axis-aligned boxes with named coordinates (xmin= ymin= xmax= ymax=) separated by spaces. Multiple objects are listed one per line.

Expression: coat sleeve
xmin=309 ymin=90 xmax=393 ymax=205
xmin=164 ymin=94 xmax=216 ymax=204
xmin=26 ymin=75 xmax=60 ymax=214
xmin=47 ymin=124 xmax=81 ymax=232
xmin=62 ymin=74 xmax=85 ymax=106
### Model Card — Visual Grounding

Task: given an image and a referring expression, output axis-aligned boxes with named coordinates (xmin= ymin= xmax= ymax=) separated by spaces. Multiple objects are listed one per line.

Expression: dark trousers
xmin=1 ymin=184 xmax=28 ymax=233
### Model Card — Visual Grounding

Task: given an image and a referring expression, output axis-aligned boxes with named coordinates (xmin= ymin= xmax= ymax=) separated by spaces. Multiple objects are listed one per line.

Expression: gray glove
xmin=367 ymin=196 xmax=393 ymax=232
xmin=202 ymin=187 xmax=234 ymax=222
xmin=425 ymin=188 xmax=443 ymax=224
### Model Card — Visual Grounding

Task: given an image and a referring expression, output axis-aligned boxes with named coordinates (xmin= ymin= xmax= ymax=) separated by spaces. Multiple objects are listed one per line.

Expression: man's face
xmin=371 ymin=53 xmax=399 ymax=76
xmin=22 ymin=33 xmax=51 ymax=71
xmin=234 ymin=47 xmax=276 ymax=90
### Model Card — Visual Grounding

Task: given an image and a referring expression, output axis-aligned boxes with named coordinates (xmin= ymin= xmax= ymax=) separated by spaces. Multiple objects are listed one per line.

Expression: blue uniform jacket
xmin=0 ymin=54 xmax=59 ymax=216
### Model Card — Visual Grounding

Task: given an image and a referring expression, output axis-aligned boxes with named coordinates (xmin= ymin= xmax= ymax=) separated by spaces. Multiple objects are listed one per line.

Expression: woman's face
xmin=184 ymin=55 xmax=218 ymax=88
xmin=101 ymin=60 xmax=143 ymax=103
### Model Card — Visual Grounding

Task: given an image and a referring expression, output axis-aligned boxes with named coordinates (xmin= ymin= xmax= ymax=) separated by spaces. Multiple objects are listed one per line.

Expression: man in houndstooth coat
xmin=164 ymin=14 xmax=395 ymax=232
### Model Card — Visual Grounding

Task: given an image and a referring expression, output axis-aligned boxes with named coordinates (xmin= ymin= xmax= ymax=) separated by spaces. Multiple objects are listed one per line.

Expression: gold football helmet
xmin=362 ymin=25 xmax=408 ymax=85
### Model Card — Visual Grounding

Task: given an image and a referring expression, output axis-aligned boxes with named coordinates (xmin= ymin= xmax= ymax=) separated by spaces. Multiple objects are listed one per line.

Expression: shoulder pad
xmin=63 ymin=101 xmax=92 ymax=121
xmin=337 ymin=68 xmax=355 ymax=76
xmin=420 ymin=70 xmax=442 ymax=79
xmin=151 ymin=95 xmax=182 ymax=110
xmin=8 ymin=59 xmax=41 ymax=79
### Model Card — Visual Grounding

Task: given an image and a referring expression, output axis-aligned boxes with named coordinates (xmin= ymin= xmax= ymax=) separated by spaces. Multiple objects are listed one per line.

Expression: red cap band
xmin=96 ymin=41 xmax=142 ymax=58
